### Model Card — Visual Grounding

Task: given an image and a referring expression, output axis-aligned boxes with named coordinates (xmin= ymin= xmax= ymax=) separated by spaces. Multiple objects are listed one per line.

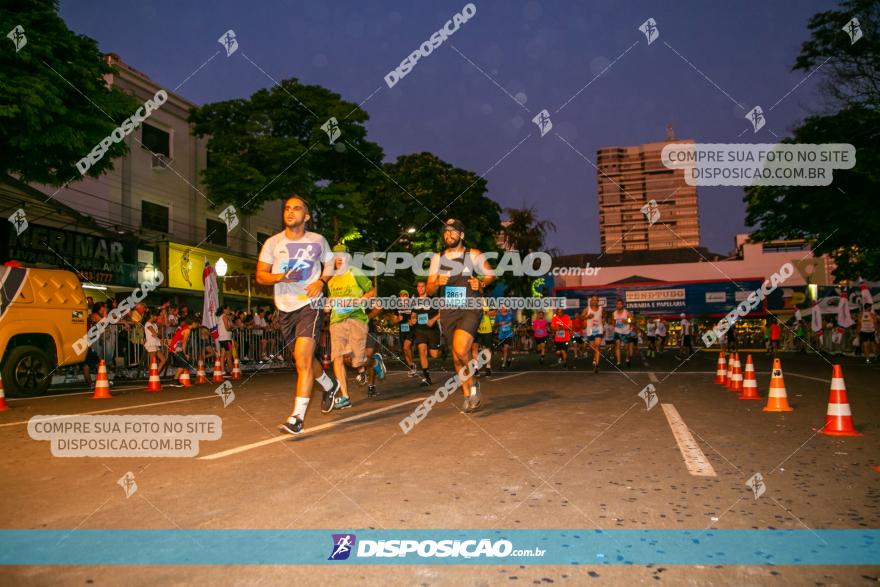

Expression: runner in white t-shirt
xmin=579 ymin=295 xmax=605 ymax=373
xmin=677 ymin=313 xmax=693 ymax=359
xmin=256 ymin=195 xmax=340 ymax=435
xmin=611 ymin=299 xmax=636 ymax=368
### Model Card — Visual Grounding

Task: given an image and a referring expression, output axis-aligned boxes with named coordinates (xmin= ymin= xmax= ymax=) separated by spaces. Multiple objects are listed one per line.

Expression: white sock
xmin=315 ymin=372 xmax=334 ymax=391
xmin=291 ymin=397 xmax=310 ymax=421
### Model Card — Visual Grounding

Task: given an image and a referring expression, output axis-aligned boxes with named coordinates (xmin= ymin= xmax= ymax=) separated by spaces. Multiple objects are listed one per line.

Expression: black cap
xmin=443 ymin=218 xmax=465 ymax=232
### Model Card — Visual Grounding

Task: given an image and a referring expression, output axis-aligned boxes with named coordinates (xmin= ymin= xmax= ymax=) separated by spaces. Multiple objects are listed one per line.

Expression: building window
xmin=141 ymin=201 xmax=169 ymax=233
xmin=206 ymin=219 xmax=227 ymax=247
xmin=142 ymin=123 xmax=170 ymax=157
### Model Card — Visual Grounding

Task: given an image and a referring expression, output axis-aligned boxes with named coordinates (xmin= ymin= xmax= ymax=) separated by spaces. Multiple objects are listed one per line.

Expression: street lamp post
xmin=216 ymin=257 xmax=228 ymax=308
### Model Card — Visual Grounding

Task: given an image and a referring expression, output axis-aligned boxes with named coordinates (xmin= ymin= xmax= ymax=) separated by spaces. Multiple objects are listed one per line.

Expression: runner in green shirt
xmin=326 ymin=245 xmax=382 ymax=410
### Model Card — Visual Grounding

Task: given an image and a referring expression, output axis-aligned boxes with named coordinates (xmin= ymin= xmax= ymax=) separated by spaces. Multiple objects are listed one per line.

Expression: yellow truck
xmin=0 ymin=266 xmax=88 ymax=396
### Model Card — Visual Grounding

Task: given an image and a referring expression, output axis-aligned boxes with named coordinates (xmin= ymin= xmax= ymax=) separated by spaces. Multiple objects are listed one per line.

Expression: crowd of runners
xmin=251 ymin=195 xmax=879 ymax=436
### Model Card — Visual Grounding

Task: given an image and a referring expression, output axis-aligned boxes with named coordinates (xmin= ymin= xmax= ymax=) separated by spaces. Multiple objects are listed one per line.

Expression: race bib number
xmin=400 ymin=323 xmax=410 ymax=333
xmin=445 ymin=286 xmax=466 ymax=308
xmin=417 ymin=313 xmax=429 ymax=326
xmin=556 ymin=330 xmax=566 ymax=338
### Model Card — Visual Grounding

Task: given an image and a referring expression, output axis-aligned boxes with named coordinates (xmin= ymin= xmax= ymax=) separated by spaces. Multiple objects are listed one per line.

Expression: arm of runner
xmin=426 ymin=253 xmax=445 ymax=296
xmin=469 ymin=248 xmax=494 ymax=290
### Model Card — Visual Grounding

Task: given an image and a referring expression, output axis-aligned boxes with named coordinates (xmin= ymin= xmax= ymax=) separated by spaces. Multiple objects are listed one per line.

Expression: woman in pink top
xmin=531 ymin=310 xmax=549 ymax=365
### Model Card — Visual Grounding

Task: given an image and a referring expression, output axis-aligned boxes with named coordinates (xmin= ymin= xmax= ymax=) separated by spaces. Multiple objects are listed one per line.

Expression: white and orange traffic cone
xmin=820 ymin=365 xmax=861 ymax=437
xmin=739 ymin=354 xmax=761 ymax=401
xmin=728 ymin=354 xmax=742 ymax=393
xmin=232 ymin=358 xmax=241 ymax=381
xmin=763 ymin=358 xmax=793 ymax=412
xmin=146 ymin=361 xmax=162 ymax=392
xmin=212 ymin=358 xmax=224 ymax=383
xmin=725 ymin=353 xmax=737 ymax=391
xmin=179 ymin=370 xmax=192 ymax=388
xmin=715 ymin=352 xmax=727 ymax=385
xmin=0 ymin=375 xmax=9 ymax=412
xmin=196 ymin=361 xmax=208 ymax=384
xmin=92 ymin=360 xmax=112 ymax=399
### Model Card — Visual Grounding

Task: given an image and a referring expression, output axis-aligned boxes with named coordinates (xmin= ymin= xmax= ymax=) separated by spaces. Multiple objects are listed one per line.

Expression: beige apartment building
xmin=596 ymin=132 xmax=700 ymax=253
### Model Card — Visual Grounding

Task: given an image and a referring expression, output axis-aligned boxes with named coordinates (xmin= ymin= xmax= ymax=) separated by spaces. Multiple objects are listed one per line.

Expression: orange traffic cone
xmin=715 ymin=352 xmax=727 ymax=385
xmin=212 ymin=358 xmax=224 ymax=383
xmin=728 ymin=354 xmax=742 ymax=393
xmin=820 ymin=365 xmax=861 ymax=437
xmin=146 ymin=361 xmax=162 ymax=392
xmin=763 ymin=358 xmax=793 ymax=412
xmin=196 ymin=361 xmax=208 ymax=384
xmin=232 ymin=358 xmax=241 ymax=381
xmin=92 ymin=360 xmax=112 ymax=399
xmin=739 ymin=355 xmax=761 ymax=401
xmin=179 ymin=370 xmax=192 ymax=387
xmin=0 ymin=375 xmax=9 ymax=412
xmin=725 ymin=353 xmax=736 ymax=390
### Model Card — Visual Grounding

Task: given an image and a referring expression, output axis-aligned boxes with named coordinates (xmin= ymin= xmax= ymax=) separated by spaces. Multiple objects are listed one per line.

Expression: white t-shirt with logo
xmin=258 ymin=231 xmax=333 ymax=312
xmin=613 ymin=309 xmax=631 ymax=334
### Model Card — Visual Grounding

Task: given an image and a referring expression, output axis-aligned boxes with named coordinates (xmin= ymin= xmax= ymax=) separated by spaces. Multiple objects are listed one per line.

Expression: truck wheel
xmin=2 ymin=345 xmax=53 ymax=397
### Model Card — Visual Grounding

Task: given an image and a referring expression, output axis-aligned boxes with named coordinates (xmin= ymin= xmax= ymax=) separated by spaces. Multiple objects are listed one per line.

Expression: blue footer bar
xmin=0 ymin=530 xmax=877 ymax=565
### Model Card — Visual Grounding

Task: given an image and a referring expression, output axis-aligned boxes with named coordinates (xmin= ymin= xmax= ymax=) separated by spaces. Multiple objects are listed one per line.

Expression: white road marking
xmin=199 ymin=397 xmax=428 ymax=460
xmin=5 ymin=385 xmax=146 ymax=401
xmin=661 ymin=403 xmax=717 ymax=477
xmin=783 ymin=371 xmax=830 ymax=383
xmin=648 ymin=372 xmax=659 ymax=383
xmin=489 ymin=372 xmax=527 ymax=382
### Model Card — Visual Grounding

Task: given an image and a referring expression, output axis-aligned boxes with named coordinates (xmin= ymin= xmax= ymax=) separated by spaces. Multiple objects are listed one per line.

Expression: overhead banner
xmin=163 ymin=242 xmax=272 ymax=299
xmin=556 ymin=279 xmax=766 ymax=317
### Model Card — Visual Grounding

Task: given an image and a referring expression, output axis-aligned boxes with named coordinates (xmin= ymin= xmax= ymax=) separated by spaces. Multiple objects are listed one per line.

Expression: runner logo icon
xmin=329 ymin=533 xmax=356 ymax=560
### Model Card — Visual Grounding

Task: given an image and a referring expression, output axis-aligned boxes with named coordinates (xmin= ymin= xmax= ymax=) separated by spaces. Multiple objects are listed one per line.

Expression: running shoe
xmin=373 ymin=353 xmax=387 ymax=380
xmin=593 ymin=361 xmax=599 ymax=374
xmin=408 ymin=366 xmax=417 ymax=378
xmin=355 ymin=370 xmax=368 ymax=386
xmin=279 ymin=416 xmax=303 ymax=435
xmin=626 ymin=359 xmax=631 ymax=368
xmin=367 ymin=385 xmax=378 ymax=397
xmin=334 ymin=396 xmax=352 ymax=410
xmin=321 ymin=378 xmax=341 ymax=413
xmin=465 ymin=388 xmax=482 ymax=413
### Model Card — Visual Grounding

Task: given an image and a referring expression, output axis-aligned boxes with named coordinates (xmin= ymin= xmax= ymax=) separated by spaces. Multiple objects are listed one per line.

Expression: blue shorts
xmin=586 ymin=333 xmax=603 ymax=342
xmin=613 ymin=332 xmax=635 ymax=343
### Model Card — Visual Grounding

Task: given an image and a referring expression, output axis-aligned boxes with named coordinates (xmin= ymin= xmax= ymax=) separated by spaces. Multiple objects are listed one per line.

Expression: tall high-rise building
xmin=596 ymin=128 xmax=699 ymax=253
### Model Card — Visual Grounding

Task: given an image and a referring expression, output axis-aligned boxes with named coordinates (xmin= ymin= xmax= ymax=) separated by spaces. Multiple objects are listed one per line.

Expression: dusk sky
xmin=59 ymin=0 xmax=836 ymax=256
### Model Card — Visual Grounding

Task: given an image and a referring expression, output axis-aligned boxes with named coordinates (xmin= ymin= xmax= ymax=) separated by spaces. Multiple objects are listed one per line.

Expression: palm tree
xmin=498 ymin=207 xmax=557 ymax=297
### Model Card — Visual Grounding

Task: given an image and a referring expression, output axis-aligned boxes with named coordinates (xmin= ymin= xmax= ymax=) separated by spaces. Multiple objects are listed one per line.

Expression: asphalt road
xmin=1 ymin=351 xmax=878 ymax=585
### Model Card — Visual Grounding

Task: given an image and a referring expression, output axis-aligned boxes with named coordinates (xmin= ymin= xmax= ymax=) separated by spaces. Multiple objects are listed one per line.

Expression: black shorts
xmin=413 ymin=328 xmax=441 ymax=349
xmin=440 ymin=309 xmax=481 ymax=345
xmin=367 ymin=331 xmax=382 ymax=350
xmin=534 ymin=336 xmax=547 ymax=345
xmin=573 ymin=336 xmax=584 ymax=345
xmin=277 ymin=303 xmax=324 ymax=343
xmin=85 ymin=349 xmax=100 ymax=368
xmin=476 ymin=332 xmax=494 ymax=348
xmin=399 ymin=329 xmax=413 ymax=342
xmin=682 ymin=334 xmax=692 ymax=347
xmin=859 ymin=331 xmax=876 ymax=344
xmin=218 ymin=340 xmax=233 ymax=352
xmin=170 ymin=351 xmax=190 ymax=369
xmin=555 ymin=340 xmax=569 ymax=350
